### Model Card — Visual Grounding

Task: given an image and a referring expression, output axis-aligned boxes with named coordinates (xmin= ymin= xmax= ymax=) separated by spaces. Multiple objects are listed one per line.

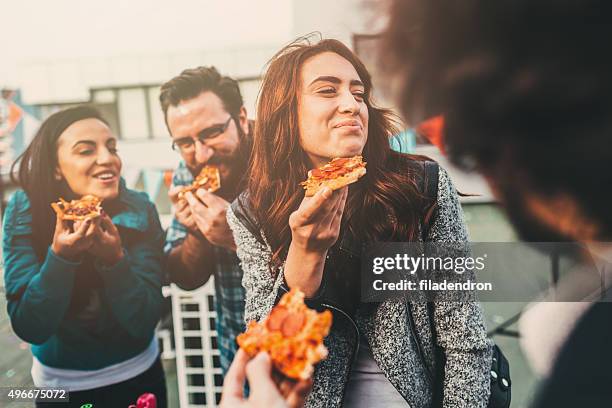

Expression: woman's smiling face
xmin=297 ymin=51 xmax=369 ymax=168
xmin=55 ymin=118 xmax=122 ymax=200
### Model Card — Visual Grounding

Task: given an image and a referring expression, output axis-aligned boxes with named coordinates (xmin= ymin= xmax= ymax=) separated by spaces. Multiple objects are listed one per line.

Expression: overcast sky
xmin=2 ymin=0 xmax=292 ymax=84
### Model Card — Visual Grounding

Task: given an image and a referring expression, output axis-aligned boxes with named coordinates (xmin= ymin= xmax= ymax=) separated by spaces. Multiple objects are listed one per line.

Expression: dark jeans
xmin=36 ymin=357 xmax=167 ymax=408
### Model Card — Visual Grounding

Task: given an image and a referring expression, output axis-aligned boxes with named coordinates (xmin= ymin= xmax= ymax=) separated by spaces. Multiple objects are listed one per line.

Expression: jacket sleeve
xmin=428 ymin=167 xmax=493 ymax=408
xmin=226 ymin=205 xmax=285 ymax=323
xmin=97 ymin=201 xmax=164 ymax=340
xmin=2 ymin=192 xmax=79 ymax=345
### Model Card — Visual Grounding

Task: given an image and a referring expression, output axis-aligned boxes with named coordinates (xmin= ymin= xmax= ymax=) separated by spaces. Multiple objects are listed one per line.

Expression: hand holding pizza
xmin=168 ymin=185 xmax=199 ymax=235
xmin=284 ymin=157 xmax=363 ymax=296
xmin=184 ymin=189 xmax=236 ymax=251
xmin=289 ymin=155 xmax=364 ymax=253
xmin=88 ymin=213 xmax=124 ymax=265
xmin=288 ymin=185 xmax=348 ymax=253
xmin=220 ymin=350 xmax=312 ymax=408
xmin=51 ymin=215 xmax=98 ymax=261
xmin=168 ymin=184 xmax=183 ymax=205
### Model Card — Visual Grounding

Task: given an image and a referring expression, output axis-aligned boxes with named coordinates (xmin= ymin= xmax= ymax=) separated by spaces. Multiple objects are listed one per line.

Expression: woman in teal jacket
xmin=2 ymin=106 xmax=167 ymax=407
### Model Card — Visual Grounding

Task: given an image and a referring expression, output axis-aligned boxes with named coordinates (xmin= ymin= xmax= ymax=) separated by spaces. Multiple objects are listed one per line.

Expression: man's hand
xmin=165 ymin=187 xmax=216 ymax=290
xmin=184 ymin=189 xmax=236 ymax=251
xmin=220 ymin=350 xmax=312 ymax=408
xmin=168 ymin=185 xmax=200 ymax=235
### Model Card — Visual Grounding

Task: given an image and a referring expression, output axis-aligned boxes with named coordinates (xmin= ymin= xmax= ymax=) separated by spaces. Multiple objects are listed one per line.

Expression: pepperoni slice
xmin=331 ymin=157 xmax=350 ymax=166
xmin=281 ymin=312 xmax=306 ymax=337
xmin=307 ymin=157 xmax=363 ymax=186
xmin=267 ymin=306 xmax=289 ymax=332
xmin=311 ymin=169 xmax=324 ymax=178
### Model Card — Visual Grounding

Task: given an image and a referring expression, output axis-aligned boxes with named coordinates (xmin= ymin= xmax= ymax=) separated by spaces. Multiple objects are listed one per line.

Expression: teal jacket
xmin=2 ymin=184 xmax=165 ymax=370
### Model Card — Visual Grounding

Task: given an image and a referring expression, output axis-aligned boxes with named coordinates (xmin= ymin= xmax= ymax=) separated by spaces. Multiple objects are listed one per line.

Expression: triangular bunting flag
xmin=122 ymin=167 xmax=142 ymax=189
xmin=142 ymin=169 xmax=164 ymax=201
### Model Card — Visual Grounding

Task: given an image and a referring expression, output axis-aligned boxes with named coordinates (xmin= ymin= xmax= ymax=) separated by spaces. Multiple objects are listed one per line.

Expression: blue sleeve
xmin=163 ymin=167 xmax=191 ymax=254
xmin=96 ymin=201 xmax=165 ymax=340
xmin=2 ymin=192 xmax=80 ymax=345
xmin=164 ymin=216 xmax=188 ymax=254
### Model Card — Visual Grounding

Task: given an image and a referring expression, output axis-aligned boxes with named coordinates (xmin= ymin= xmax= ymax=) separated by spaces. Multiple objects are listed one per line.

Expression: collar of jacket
xmin=109 ymin=178 xmax=150 ymax=232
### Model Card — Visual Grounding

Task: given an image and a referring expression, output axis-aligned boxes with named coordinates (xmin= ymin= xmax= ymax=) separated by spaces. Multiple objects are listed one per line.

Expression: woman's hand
xmin=289 ymin=186 xmax=349 ymax=253
xmin=88 ymin=214 xmax=124 ymax=265
xmin=284 ymin=186 xmax=349 ymax=297
xmin=51 ymin=215 xmax=98 ymax=261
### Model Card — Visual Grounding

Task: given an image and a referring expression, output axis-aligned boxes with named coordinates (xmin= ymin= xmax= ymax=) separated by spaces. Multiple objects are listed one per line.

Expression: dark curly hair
xmin=385 ymin=0 xmax=612 ymax=240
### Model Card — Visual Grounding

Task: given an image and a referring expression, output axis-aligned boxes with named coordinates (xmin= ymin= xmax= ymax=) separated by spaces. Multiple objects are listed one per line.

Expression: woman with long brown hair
xmin=227 ymin=37 xmax=492 ymax=407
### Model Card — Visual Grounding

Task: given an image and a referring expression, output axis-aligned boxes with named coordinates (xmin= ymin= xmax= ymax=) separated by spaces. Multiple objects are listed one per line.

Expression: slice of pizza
xmin=51 ymin=195 xmax=103 ymax=221
xmin=237 ymin=288 xmax=333 ymax=380
xmin=301 ymin=155 xmax=367 ymax=197
xmin=178 ymin=165 xmax=221 ymax=200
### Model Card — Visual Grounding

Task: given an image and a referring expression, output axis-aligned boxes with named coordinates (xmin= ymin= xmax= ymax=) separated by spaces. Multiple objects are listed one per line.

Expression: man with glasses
xmin=160 ymin=66 xmax=253 ymax=374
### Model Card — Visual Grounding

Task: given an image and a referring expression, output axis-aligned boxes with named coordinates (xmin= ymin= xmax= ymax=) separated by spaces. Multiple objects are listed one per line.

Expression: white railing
xmin=166 ymin=281 xmax=223 ymax=407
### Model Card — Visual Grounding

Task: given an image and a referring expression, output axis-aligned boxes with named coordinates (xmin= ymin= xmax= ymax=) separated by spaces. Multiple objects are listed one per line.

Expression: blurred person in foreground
xmin=160 ymin=66 xmax=253 ymax=374
xmin=385 ymin=0 xmax=612 ymax=406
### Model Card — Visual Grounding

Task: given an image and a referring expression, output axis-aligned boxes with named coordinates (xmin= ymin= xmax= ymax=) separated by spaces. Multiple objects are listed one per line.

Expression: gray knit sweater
xmin=227 ymin=166 xmax=492 ymax=408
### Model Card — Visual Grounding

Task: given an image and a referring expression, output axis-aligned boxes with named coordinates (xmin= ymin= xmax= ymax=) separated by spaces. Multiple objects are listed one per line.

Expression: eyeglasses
xmin=171 ymin=116 xmax=233 ymax=152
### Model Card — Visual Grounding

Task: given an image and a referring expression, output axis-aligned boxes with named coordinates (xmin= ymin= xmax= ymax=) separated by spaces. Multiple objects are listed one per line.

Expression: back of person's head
xmin=11 ymin=105 xmax=108 ymax=259
xmin=159 ymin=66 xmax=244 ymax=127
xmin=385 ymin=0 xmax=612 ymax=239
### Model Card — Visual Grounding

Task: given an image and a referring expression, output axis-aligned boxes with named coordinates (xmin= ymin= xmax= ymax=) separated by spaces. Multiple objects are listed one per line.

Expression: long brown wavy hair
xmin=247 ymin=37 xmax=435 ymax=274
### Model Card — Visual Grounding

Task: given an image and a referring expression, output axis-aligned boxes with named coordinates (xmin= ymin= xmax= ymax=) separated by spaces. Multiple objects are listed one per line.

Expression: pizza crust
xmin=51 ymin=195 xmax=103 ymax=221
xmin=304 ymin=166 xmax=366 ymax=197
